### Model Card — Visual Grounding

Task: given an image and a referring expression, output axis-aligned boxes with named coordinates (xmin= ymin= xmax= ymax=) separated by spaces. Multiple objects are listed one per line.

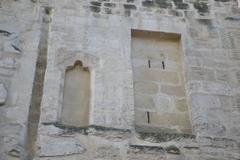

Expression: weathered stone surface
xmin=155 ymin=96 xmax=170 ymax=112
xmin=0 ymin=83 xmax=7 ymax=105
xmin=134 ymin=67 xmax=179 ymax=84
xmin=134 ymin=81 xmax=158 ymax=94
xmin=127 ymin=145 xmax=166 ymax=160
xmin=187 ymin=67 xmax=216 ymax=81
xmin=39 ymin=136 xmax=85 ymax=157
xmin=132 ymin=30 xmax=190 ymax=135
xmin=161 ymin=85 xmax=186 ymax=97
xmin=175 ymin=99 xmax=188 ymax=112
xmin=0 ymin=0 xmax=240 ymax=160
xmin=135 ymin=94 xmax=155 ymax=110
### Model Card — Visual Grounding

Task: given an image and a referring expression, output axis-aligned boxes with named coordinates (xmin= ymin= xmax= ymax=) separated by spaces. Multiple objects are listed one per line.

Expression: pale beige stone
xmin=134 ymin=67 xmax=179 ymax=84
xmin=132 ymin=30 xmax=191 ymax=135
xmin=135 ymin=110 xmax=148 ymax=124
xmin=150 ymin=112 xmax=192 ymax=128
xmin=175 ymin=99 xmax=188 ymax=112
xmin=161 ymin=85 xmax=186 ymax=97
xmin=61 ymin=62 xmax=90 ymax=127
xmin=134 ymin=81 xmax=158 ymax=94
xmin=134 ymin=94 xmax=155 ymax=110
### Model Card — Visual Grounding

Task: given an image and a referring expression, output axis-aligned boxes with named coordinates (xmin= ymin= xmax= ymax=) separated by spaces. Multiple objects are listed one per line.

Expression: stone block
xmin=175 ymin=99 xmax=188 ymax=112
xmin=134 ymin=67 xmax=179 ymax=84
xmin=229 ymin=49 xmax=240 ymax=60
xmin=134 ymin=81 xmax=158 ymax=94
xmin=231 ymin=94 xmax=240 ymax=109
xmin=185 ymin=49 xmax=212 ymax=58
xmin=127 ymin=145 xmax=166 ymax=160
xmin=187 ymin=81 xmax=233 ymax=96
xmin=150 ymin=112 xmax=191 ymax=128
xmin=0 ymin=58 xmax=16 ymax=69
xmin=186 ymin=67 xmax=215 ymax=81
xmin=135 ymin=110 xmax=148 ymax=124
xmin=39 ymin=136 xmax=85 ymax=157
xmin=230 ymin=126 xmax=240 ymax=136
xmin=190 ymin=93 xmax=221 ymax=111
xmin=216 ymin=70 xmax=231 ymax=82
xmin=155 ymin=96 xmax=170 ymax=112
xmin=135 ymin=94 xmax=155 ymax=110
xmin=232 ymin=69 xmax=240 ymax=84
xmin=133 ymin=58 xmax=181 ymax=72
xmin=161 ymin=85 xmax=186 ymax=97
xmin=94 ymin=146 xmax=121 ymax=160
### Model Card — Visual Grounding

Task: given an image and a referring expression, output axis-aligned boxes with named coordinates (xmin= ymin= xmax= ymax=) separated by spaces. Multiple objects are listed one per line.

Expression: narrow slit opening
xmin=148 ymin=60 xmax=151 ymax=68
xmin=162 ymin=61 xmax=165 ymax=70
xmin=147 ymin=111 xmax=150 ymax=124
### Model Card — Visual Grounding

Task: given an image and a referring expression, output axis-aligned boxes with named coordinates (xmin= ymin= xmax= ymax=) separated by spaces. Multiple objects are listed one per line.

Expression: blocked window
xmin=131 ymin=30 xmax=191 ymax=134
xmin=60 ymin=61 xmax=90 ymax=127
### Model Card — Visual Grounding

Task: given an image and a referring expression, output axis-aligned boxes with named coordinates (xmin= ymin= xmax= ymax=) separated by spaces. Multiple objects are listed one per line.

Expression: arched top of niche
xmin=65 ymin=60 xmax=90 ymax=72
xmin=56 ymin=48 xmax=100 ymax=71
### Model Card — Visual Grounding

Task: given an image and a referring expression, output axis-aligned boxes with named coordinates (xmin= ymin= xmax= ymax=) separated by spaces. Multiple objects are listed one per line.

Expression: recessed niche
xmin=131 ymin=30 xmax=192 ymax=134
xmin=60 ymin=61 xmax=90 ymax=127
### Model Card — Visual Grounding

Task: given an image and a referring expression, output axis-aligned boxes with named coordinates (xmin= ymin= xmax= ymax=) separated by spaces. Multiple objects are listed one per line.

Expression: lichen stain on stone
xmin=123 ymin=4 xmax=137 ymax=10
xmin=137 ymin=132 xmax=195 ymax=143
xmin=193 ymin=2 xmax=209 ymax=13
xmin=90 ymin=1 xmax=102 ymax=7
xmin=89 ymin=5 xmax=101 ymax=13
xmin=42 ymin=122 xmax=131 ymax=135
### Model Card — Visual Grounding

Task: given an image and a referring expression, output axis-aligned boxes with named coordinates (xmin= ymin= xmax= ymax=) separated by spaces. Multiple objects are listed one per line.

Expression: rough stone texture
xmin=0 ymin=0 xmax=239 ymax=160
xmin=0 ymin=83 xmax=7 ymax=105
xmin=132 ymin=30 xmax=191 ymax=134
xmin=39 ymin=136 xmax=85 ymax=157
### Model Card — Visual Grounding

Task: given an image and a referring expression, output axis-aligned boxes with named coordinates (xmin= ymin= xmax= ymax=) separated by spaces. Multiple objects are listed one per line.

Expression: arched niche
xmin=60 ymin=60 xmax=91 ymax=127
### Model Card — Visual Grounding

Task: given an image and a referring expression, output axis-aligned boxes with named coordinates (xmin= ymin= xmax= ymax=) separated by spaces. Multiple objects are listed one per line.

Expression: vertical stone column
xmin=24 ymin=7 xmax=52 ymax=160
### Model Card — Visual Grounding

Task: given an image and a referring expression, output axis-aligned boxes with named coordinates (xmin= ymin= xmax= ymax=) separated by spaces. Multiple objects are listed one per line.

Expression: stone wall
xmin=0 ymin=0 xmax=239 ymax=160
xmin=132 ymin=30 xmax=191 ymax=134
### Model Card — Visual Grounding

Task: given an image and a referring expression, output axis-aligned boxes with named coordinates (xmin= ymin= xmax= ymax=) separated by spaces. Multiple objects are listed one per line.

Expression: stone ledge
xmin=42 ymin=122 xmax=131 ymax=135
xmin=129 ymin=144 xmax=165 ymax=153
xmin=136 ymin=131 xmax=196 ymax=143
xmin=128 ymin=144 xmax=185 ymax=155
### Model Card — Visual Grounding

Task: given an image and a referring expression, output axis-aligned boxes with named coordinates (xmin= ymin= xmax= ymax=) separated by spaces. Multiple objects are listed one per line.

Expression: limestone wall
xmin=132 ymin=30 xmax=191 ymax=134
xmin=0 ymin=0 xmax=240 ymax=160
